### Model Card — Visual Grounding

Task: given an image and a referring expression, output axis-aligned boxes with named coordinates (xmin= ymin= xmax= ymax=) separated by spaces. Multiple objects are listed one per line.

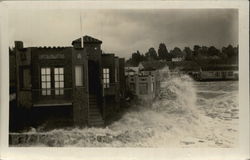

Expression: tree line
xmin=126 ymin=43 xmax=238 ymax=66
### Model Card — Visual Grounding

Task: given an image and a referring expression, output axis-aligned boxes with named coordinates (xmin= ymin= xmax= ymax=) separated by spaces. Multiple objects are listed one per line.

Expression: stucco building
xmin=9 ymin=35 xmax=125 ymax=130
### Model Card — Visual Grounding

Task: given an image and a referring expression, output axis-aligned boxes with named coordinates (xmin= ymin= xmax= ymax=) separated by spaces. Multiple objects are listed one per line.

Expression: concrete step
xmin=89 ymin=121 xmax=104 ymax=127
xmin=89 ymin=111 xmax=101 ymax=115
xmin=89 ymin=120 xmax=104 ymax=126
xmin=89 ymin=107 xmax=100 ymax=111
xmin=88 ymin=95 xmax=104 ymax=127
xmin=89 ymin=116 xmax=103 ymax=121
xmin=89 ymin=109 xmax=100 ymax=113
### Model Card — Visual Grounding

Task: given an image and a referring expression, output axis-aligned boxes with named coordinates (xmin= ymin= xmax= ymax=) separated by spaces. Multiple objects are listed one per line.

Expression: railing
xmin=103 ymin=83 xmax=119 ymax=96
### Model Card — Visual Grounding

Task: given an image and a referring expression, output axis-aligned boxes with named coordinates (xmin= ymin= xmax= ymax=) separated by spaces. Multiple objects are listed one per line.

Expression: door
xmin=88 ymin=60 xmax=101 ymax=95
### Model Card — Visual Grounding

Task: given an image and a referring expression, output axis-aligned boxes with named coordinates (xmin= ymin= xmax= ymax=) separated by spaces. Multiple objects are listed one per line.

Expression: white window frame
xmin=75 ymin=65 xmax=83 ymax=86
xmin=54 ymin=67 xmax=64 ymax=95
xmin=41 ymin=67 xmax=51 ymax=96
xmin=103 ymin=68 xmax=110 ymax=88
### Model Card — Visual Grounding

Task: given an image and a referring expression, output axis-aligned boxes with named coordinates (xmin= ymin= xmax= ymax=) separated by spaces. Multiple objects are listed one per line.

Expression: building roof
xmin=72 ymin=35 xmax=102 ymax=45
xmin=126 ymin=68 xmax=136 ymax=72
xmin=201 ymin=65 xmax=238 ymax=71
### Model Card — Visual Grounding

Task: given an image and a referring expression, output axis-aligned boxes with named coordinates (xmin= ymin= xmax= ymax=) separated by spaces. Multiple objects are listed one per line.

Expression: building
xmin=9 ymin=35 xmax=125 ymax=130
xmin=171 ymin=56 xmax=184 ymax=62
xmin=125 ymin=66 xmax=139 ymax=76
xmin=126 ymin=62 xmax=161 ymax=101
xmin=198 ymin=65 xmax=238 ymax=81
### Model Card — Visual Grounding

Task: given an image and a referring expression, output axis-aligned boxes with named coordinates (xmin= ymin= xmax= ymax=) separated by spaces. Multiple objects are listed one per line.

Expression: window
xmin=130 ymin=83 xmax=135 ymax=91
xmin=41 ymin=68 xmax=51 ymax=95
xmin=54 ymin=67 xmax=64 ymax=95
xmin=20 ymin=68 xmax=31 ymax=89
xmin=75 ymin=65 xmax=83 ymax=86
xmin=151 ymin=82 xmax=154 ymax=92
xmin=215 ymin=72 xmax=220 ymax=77
xmin=115 ymin=68 xmax=118 ymax=82
xmin=103 ymin=68 xmax=110 ymax=88
xmin=228 ymin=72 xmax=233 ymax=76
xmin=139 ymin=83 xmax=148 ymax=95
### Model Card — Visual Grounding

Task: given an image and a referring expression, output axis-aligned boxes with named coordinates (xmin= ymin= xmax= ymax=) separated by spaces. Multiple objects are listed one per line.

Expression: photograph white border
xmin=0 ymin=1 xmax=249 ymax=160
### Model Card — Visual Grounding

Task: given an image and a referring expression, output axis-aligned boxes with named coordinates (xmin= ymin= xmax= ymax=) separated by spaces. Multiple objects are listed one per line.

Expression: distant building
xmin=9 ymin=35 xmax=125 ymax=129
xmin=171 ymin=56 xmax=184 ymax=62
xmin=125 ymin=66 xmax=139 ymax=76
xmin=126 ymin=62 xmax=161 ymax=101
xmin=198 ymin=65 xmax=238 ymax=81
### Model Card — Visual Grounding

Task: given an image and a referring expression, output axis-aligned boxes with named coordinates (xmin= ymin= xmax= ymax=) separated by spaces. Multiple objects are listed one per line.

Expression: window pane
xmin=22 ymin=68 xmax=31 ymax=89
xmin=54 ymin=68 xmax=58 ymax=74
xmin=47 ymin=90 xmax=51 ymax=95
xmin=55 ymin=82 xmax=59 ymax=88
xmin=42 ymin=82 xmax=46 ymax=89
xmin=75 ymin=66 xmax=83 ymax=86
xmin=47 ymin=75 xmax=51 ymax=81
xmin=55 ymin=75 xmax=59 ymax=81
xmin=42 ymin=90 xmax=46 ymax=95
xmin=42 ymin=75 xmax=46 ymax=82
xmin=47 ymin=82 xmax=51 ymax=88
xmin=41 ymin=68 xmax=46 ymax=74
xmin=55 ymin=89 xmax=59 ymax=95
xmin=59 ymin=68 xmax=64 ymax=74
xmin=46 ymin=68 xmax=50 ymax=74
xmin=60 ymin=82 xmax=64 ymax=88
xmin=60 ymin=75 xmax=64 ymax=81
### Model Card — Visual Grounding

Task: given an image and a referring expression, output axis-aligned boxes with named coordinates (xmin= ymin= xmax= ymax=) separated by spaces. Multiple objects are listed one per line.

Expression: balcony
xmin=32 ymin=88 xmax=72 ymax=107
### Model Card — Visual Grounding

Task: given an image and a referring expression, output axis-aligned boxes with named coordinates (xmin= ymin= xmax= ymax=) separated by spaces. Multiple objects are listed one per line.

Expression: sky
xmin=8 ymin=9 xmax=238 ymax=59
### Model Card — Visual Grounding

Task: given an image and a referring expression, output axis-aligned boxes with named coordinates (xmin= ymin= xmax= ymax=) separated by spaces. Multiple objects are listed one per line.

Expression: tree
xmin=200 ymin=46 xmax=208 ymax=57
xmin=131 ymin=50 xmax=143 ymax=66
xmin=193 ymin=45 xmax=201 ymax=57
xmin=207 ymin=46 xmax=220 ymax=57
xmin=170 ymin=47 xmax=183 ymax=58
xmin=158 ymin=43 xmax=168 ymax=60
xmin=183 ymin=47 xmax=193 ymax=60
xmin=224 ymin=45 xmax=235 ymax=58
xmin=145 ymin=47 xmax=158 ymax=60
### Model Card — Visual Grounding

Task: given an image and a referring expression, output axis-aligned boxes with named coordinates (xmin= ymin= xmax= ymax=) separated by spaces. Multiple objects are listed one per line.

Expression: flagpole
xmin=80 ymin=11 xmax=84 ymax=48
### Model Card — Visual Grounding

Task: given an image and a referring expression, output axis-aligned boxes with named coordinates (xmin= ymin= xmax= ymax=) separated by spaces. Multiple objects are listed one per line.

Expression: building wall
xmin=119 ymin=58 xmax=126 ymax=97
xmin=15 ymin=45 xmax=32 ymax=108
xmin=200 ymin=70 xmax=237 ymax=80
xmin=72 ymin=48 xmax=89 ymax=126
xmin=11 ymin=36 xmax=125 ymax=128
xmin=31 ymin=47 xmax=73 ymax=104
xmin=101 ymin=54 xmax=121 ymax=118
xmin=126 ymin=71 xmax=160 ymax=102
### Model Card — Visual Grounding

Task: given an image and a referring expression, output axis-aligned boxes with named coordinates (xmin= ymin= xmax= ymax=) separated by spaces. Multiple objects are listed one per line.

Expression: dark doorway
xmin=88 ymin=60 xmax=101 ymax=96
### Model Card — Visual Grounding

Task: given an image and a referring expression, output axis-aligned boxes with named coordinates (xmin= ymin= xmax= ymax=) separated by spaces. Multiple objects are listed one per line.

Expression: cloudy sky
xmin=8 ymin=9 xmax=238 ymax=59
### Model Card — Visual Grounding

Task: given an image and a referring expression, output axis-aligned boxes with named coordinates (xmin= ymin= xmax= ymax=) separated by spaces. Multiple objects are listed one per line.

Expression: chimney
xmin=14 ymin=41 xmax=23 ymax=50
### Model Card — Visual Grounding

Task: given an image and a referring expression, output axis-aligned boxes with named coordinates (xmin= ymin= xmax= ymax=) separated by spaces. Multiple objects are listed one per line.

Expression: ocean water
xmin=13 ymin=73 xmax=238 ymax=147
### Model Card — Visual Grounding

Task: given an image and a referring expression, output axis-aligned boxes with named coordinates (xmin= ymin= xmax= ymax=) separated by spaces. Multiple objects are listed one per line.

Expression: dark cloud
xmin=9 ymin=9 xmax=238 ymax=59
